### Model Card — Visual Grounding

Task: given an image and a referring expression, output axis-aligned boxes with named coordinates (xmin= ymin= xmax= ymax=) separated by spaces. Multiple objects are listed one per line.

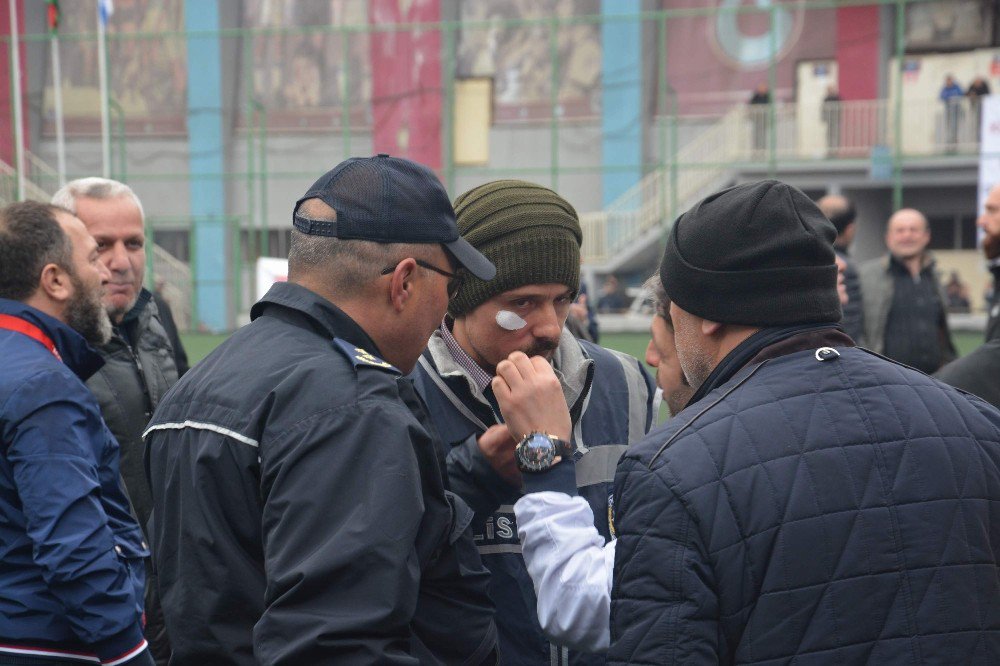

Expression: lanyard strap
xmin=0 ymin=314 xmax=62 ymax=362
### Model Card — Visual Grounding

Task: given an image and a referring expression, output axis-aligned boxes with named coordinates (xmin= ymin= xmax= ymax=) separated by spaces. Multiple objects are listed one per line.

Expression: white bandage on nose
xmin=496 ymin=310 xmax=527 ymax=331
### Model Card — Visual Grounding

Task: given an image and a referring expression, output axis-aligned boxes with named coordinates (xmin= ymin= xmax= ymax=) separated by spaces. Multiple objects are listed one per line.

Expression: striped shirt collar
xmin=439 ymin=318 xmax=493 ymax=392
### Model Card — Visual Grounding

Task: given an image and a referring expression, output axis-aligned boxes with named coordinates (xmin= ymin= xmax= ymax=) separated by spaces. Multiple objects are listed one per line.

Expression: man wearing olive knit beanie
xmin=410 ymin=180 xmax=657 ymax=665
xmin=605 ymin=180 xmax=1000 ymax=665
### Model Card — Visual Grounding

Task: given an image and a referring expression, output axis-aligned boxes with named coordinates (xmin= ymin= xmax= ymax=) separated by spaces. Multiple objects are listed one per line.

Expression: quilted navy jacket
xmin=610 ymin=331 xmax=1000 ymax=665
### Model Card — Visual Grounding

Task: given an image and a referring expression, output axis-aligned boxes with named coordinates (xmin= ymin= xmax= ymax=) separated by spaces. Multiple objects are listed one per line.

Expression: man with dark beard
xmin=0 ymin=201 xmax=154 ymax=665
xmin=411 ymin=180 xmax=657 ymax=665
xmin=52 ymin=178 xmax=181 ymax=664
xmin=935 ymin=182 xmax=1000 ymax=407
xmin=979 ymin=182 xmax=1000 ymax=342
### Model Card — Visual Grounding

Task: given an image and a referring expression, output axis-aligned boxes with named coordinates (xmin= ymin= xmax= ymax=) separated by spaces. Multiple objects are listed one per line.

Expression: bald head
xmin=886 ymin=208 xmax=930 ymax=261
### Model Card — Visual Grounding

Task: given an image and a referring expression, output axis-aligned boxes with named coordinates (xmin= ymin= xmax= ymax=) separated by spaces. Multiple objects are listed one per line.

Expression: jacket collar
xmin=250 ymin=281 xmax=382 ymax=357
xmin=120 ymin=287 xmax=152 ymax=325
xmin=109 ymin=287 xmax=153 ymax=348
xmin=885 ymin=250 xmax=936 ymax=275
xmin=685 ymin=324 xmax=853 ymax=408
xmin=0 ymin=298 xmax=104 ymax=380
xmin=423 ymin=325 xmax=595 ymax=418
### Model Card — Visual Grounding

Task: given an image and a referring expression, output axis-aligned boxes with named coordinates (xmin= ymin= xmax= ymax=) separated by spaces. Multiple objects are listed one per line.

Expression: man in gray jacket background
xmin=858 ymin=207 xmax=956 ymax=373
xmin=52 ymin=178 xmax=180 ymax=664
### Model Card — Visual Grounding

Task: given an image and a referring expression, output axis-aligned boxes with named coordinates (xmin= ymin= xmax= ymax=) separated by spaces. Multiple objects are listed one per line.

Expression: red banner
xmin=836 ymin=6 xmax=880 ymax=101
xmin=368 ymin=0 xmax=442 ymax=170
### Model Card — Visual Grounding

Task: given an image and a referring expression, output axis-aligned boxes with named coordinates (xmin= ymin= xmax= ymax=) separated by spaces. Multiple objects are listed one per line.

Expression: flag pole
xmin=50 ymin=35 xmax=66 ymax=186
xmin=97 ymin=0 xmax=110 ymax=178
xmin=8 ymin=0 xmax=24 ymax=199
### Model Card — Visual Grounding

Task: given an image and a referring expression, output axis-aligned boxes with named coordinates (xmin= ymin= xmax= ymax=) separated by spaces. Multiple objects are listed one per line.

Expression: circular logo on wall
xmin=711 ymin=0 xmax=805 ymax=69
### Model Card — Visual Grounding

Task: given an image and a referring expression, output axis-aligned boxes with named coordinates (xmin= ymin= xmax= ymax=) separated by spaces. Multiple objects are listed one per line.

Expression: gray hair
xmin=288 ymin=197 xmax=440 ymax=298
xmin=51 ymin=177 xmax=145 ymax=220
xmin=643 ymin=271 xmax=670 ymax=322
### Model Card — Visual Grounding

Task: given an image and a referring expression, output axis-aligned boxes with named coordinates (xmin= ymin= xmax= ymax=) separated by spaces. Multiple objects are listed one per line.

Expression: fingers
xmin=496 ymin=351 xmax=535 ymax=388
xmin=477 ymin=425 xmax=520 ymax=488
xmin=492 ymin=351 xmax=571 ymax=443
xmin=491 ymin=373 xmax=512 ymax=404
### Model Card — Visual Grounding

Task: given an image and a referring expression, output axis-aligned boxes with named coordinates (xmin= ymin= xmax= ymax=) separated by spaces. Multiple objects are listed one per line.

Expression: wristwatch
xmin=515 ymin=432 xmax=575 ymax=473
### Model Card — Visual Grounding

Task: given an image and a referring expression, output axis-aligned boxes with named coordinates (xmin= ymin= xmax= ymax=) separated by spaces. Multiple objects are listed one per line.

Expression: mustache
xmin=525 ymin=338 xmax=559 ymax=357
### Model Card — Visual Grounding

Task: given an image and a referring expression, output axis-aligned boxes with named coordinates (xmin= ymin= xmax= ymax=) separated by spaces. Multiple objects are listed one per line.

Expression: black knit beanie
xmin=660 ymin=180 xmax=841 ymax=326
xmin=449 ymin=180 xmax=582 ymax=316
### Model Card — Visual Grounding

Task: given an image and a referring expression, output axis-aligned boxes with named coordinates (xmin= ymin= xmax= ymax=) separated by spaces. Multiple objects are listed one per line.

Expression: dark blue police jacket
xmin=413 ymin=332 xmax=655 ymax=665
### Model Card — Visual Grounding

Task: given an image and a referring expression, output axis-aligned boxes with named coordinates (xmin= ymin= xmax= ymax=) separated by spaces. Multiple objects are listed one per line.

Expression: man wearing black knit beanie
xmin=411 ymin=179 xmax=657 ymax=665
xmin=606 ymin=180 xmax=1000 ymax=665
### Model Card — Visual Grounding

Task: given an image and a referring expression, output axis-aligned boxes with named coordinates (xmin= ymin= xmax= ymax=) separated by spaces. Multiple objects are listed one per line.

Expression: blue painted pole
xmin=601 ymin=0 xmax=642 ymax=207
xmin=185 ymin=1 xmax=227 ymax=331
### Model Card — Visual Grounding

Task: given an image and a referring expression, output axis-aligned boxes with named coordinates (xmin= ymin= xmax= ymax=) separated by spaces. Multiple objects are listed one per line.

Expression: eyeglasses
xmin=381 ymin=258 xmax=464 ymax=298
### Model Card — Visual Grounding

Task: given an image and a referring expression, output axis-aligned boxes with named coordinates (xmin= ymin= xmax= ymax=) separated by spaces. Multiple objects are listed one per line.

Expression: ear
xmin=701 ymin=318 xmax=722 ymax=336
xmin=387 ymin=257 xmax=418 ymax=312
xmin=37 ymin=263 xmax=73 ymax=304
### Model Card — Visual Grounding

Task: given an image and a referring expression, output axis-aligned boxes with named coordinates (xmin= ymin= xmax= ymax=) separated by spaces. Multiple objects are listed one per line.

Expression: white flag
xmin=98 ymin=0 xmax=113 ymax=26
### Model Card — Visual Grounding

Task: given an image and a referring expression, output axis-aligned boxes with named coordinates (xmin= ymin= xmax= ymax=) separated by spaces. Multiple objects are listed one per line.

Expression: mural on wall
xmin=906 ymin=0 xmax=995 ymax=52
xmin=659 ymin=0 xmax=836 ymax=114
xmin=44 ymin=0 xmax=187 ymax=133
xmin=242 ymin=0 xmax=371 ymax=127
xmin=456 ymin=0 xmax=601 ymax=121
xmin=368 ymin=0 xmax=442 ymax=169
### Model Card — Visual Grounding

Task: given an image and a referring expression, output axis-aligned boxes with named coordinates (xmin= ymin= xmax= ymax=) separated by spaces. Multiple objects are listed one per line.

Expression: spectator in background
xmin=596 ymin=274 xmax=629 ymax=313
xmin=940 ymin=74 xmax=964 ymax=151
xmin=859 ymin=208 xmax=957 ymax=373
xmin=816 ymin=194 xmax=864 ymax=344
xmin=52 ymin=178 xmax=182 ymax=664
xmin=967 ymin=75 xmax=991 ymax=140
xmin=945 ymin=271 xmax=971 ymax=312
xmin=748 ymin=83 xmax=770 ymax=153
xmin=0 ymin=201 xmax=154 ymax=666
xmin=566 ymin=276 xmax=599 ymax=343
xmin=822 ymin=84 xmax=841 ymax=155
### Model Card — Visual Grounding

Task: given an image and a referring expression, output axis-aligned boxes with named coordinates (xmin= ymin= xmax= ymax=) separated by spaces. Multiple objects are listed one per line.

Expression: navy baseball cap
xmin=293 ymin=154 xmax=496 ymax=281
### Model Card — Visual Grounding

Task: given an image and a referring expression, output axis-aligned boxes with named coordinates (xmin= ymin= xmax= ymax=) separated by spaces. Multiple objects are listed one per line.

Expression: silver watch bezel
xmin=515 ymin=432 xmax=571 ymax=473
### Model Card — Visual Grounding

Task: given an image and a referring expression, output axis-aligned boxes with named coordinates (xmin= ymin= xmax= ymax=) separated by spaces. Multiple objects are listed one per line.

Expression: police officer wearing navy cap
xmin=145 ymin=155 xmax=498 ymax=665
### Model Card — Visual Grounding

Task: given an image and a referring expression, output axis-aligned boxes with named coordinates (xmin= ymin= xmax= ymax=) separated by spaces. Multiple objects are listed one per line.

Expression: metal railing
xmin=581 ymin=106 xmax=746 ymax=266
xmin=581 ymin=95 xmax=986 ymax=267
xmin=0 ymin=158 xmax=54 ymax=204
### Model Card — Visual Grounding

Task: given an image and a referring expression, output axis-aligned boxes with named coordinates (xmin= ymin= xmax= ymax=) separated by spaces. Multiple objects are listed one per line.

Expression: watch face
xmin=517 ymin=433 xmax=557 ymax=472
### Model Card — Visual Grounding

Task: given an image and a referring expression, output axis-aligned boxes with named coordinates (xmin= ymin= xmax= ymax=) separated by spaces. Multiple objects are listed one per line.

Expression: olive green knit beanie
xmin=449 ymin=180 xmax=582 ymax=317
